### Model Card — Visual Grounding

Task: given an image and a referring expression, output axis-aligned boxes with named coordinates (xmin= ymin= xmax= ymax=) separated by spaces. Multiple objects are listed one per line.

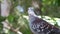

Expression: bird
xmin=28 ymin=7 xmax=60 ymax=34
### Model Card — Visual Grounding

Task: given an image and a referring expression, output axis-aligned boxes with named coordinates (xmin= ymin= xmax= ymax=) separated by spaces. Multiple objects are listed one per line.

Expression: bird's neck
xmin=29 ymin=14 xmax=37 ymax=23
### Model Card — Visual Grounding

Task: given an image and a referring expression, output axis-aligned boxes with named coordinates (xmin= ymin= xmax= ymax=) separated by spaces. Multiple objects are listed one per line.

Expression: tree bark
xmin=1 ymin=0 xmax=11 ymax=17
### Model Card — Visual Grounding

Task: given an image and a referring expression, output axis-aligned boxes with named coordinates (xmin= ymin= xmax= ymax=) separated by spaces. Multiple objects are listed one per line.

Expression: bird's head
xmin=28 ymin=7 xmax=36 ymax=16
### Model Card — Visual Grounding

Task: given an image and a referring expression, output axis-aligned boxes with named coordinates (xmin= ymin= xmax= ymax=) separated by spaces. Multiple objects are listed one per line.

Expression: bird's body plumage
xmin=28 ymin=7 xmax=60 ymax=34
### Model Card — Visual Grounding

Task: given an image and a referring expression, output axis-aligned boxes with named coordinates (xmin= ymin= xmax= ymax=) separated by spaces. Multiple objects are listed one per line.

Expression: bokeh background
xmin=0 ymin=0 xmax=60 ymax=34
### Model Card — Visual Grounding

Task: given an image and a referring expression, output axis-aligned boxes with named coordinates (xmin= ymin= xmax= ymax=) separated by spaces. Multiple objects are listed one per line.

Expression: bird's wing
xmin=31 ymin=17 xmax=60 ymax=34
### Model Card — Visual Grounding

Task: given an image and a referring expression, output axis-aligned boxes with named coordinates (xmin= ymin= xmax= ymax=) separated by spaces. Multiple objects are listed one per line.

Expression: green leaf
xmin=7 ymin=15 xmax=14 ymax=23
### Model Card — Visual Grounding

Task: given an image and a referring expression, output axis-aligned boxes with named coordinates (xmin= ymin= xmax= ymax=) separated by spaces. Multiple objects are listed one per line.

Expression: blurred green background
xmin=0 ymin=0 xmax=60 ymax=34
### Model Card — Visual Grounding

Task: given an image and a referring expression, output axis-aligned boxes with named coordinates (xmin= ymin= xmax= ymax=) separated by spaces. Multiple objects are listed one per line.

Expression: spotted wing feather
xmin=31 ymin=17 xmax=60 ymax=34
